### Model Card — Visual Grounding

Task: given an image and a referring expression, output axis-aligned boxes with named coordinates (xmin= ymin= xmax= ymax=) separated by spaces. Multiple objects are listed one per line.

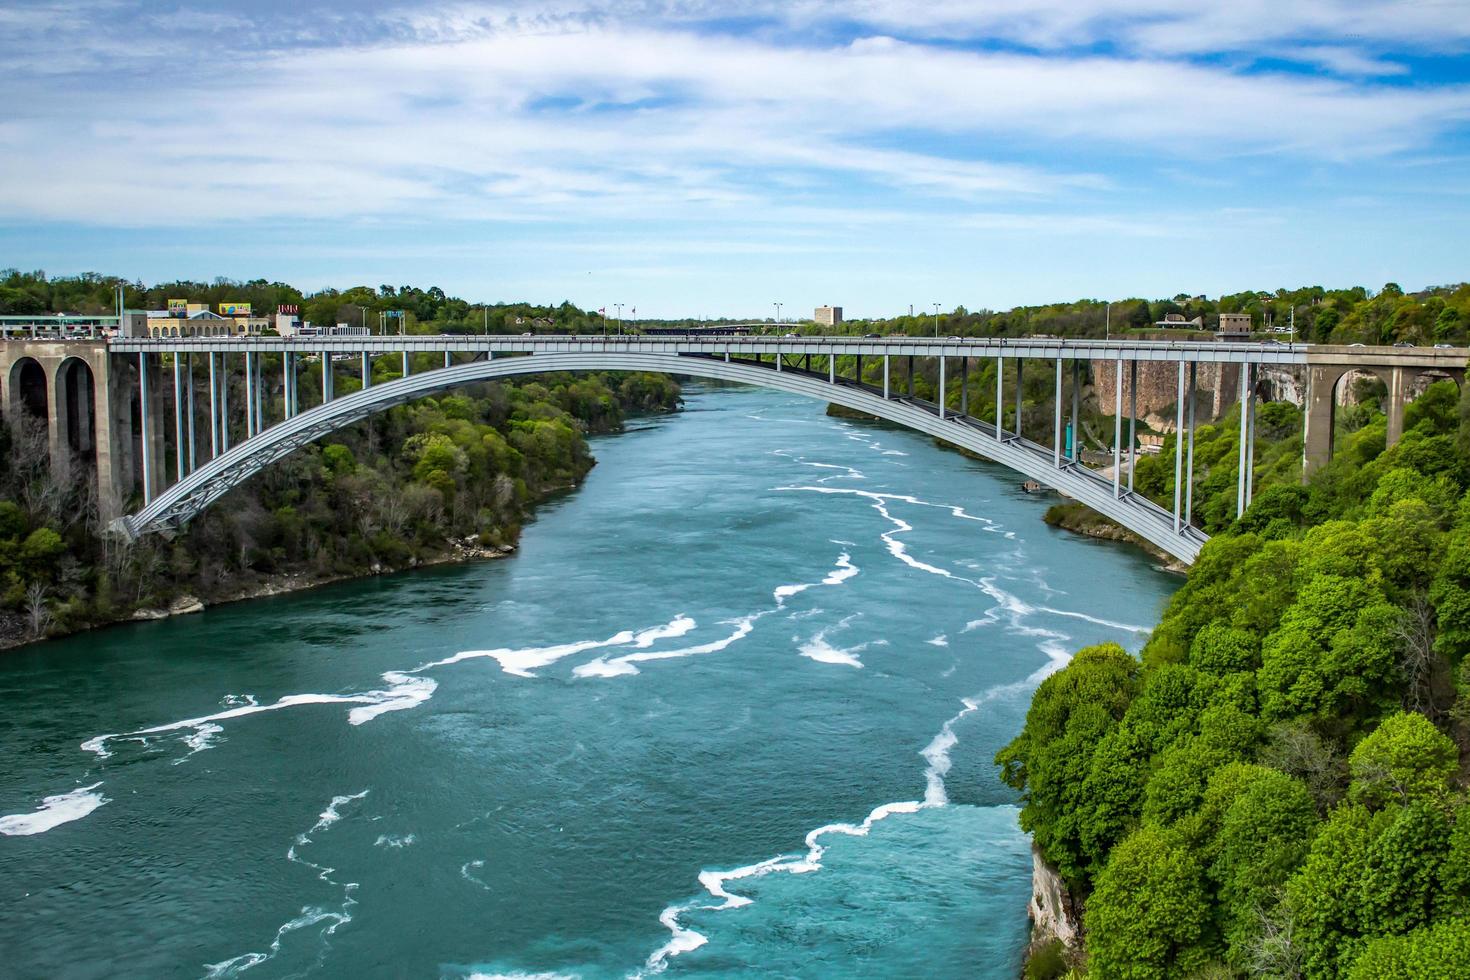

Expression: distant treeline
xmin=3 ymin=270 xmax=1468 ymax=346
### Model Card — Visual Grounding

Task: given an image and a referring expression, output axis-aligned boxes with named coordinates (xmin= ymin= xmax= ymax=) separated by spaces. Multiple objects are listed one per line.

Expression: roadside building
xmin=815 ymin=305 xmax=843 ymax=327
xmin=1216 ymin=313 xmax=1253 ymax=340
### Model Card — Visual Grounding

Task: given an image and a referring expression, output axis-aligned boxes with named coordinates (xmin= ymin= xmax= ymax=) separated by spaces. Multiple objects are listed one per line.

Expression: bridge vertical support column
xmin=94 ymin=351 xmax=128 ymax=520
xmin=1070 ymin=359 xmax=1081 ymax=462
xmin=208 ymin=352 xmax=219 ymax=459
xmin=1014 ymin=358 xmax=1023 ymax=440
xmin=993 ymin=356 xmax=1001 ymax=439
xmin=220 ymin=353 xmax=231 ymax=453
xmin=283 ymin=355 xmax=293 ymax=419
xmin=362 ymin=352 xmax=371 ymax=388
xmin=1245 ymin=365 xmax=1257 ymax=509
xmin=1053 ymin=355 xmax=1063 ymax=468
xmin=1128 ymin=360 xmax=1138 ymax=493
xmin=1237 ymin=365 xmax=1250 ymax=516
xmin=1386 ymin=366 xmax=1409 ymax=449
xmin=775 ymin=351 xmax=782 ymax=372
xmin=883 ymin=357 xmax=890 ymax=398
xmin=1302 ymin=365 xmax=1336 ymax=481
xmin=322 ymin=350 xmax=333 ymax=404
xmin=402 ymin=351 xmax=410 ymax=378
xmin=172 ymin=353 xmax=185 ymax=483
xmin=1185 ymin=362 xmax=1197 ymax=527
xmin=254 ymin=352 xmax=265 ymax=433
xmin=244 ymin=352 xmax=255 ymax=438
xmin=186 ymin=353 xmax=196 ymax=475
xmin=1173 ymin=360 xmax=1185 ymax=533
xmin=1113 ymin=358 xmax=1123 ymax=498
xmin=444 ymin=350 xmax=452 ymax=370
xmin=937 ymin=356 xmax=945 ymax=419
xmin=139 ymin=352 xmax=154 ymax=504
xmin=856 ymin=354 xmax=862 ymax=387
xmin=960 ymin=356 xmax=969 ymax=417
xmin=828 ymin=353 xmax=835 ymax=384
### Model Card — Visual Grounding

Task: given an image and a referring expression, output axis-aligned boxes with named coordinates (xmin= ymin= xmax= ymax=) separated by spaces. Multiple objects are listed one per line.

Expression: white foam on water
xmin=461 ymin=859 xmax=492 ymax=892
xmin=821 ymin=552 xmax=859 ymax=586
xmin=175 ymin=722 xmax=224 ymax=763
xmin=0 ymin=783 xmax=109 ymax=836
xmin=1038 ymin=606 xmax=1149 ymax=634
xmin=800 ymin=460 xmax=865 ymax=482
xmin=643 ymin=797 xmax=927 ymax=974
xmin=575 ymin=616 xmax=761 ymax=679
xmin=305 ymin=790 xmax=370 ymax=840
xmin=582 ymin=549 xmax=864 ymax=680
xmin=776 ymin=486 xmax=999 ymax=587
xmin=423 ymin=630 xmax=637 ymax=678
xmin=641 ymin=619 xmax=1095 ymax=975
xmin=796 ymin=614 xmax=883 ymax=670
xmin=207 ymin=790 xmax=368 ymax=978
xmin=797 ymin=633 xmax=867 ymax=669
xmin=926 ymin=634 xmax=949 ymax=647
xmin=468 ymin=973 xmax=580 ymax=980
xmin=347 ymin=672 xmax=438 ymax=725
xmin=86 ymin=672 xmax=442 ymax=767
xmin=374 ymin=833 xmax=416 ymax=848
xmin=633 ymin=615 xmax=697 ymax=648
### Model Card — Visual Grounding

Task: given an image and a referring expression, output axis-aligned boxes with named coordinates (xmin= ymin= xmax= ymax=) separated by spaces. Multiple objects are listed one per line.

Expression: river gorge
xmin=1 ymin=384 xmax=1178 ymax=978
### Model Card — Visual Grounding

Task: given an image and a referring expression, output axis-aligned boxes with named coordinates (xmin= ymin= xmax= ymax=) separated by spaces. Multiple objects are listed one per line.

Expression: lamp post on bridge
xmin=774 ymin=302 xmax=782 ymax=330
xmin=933 ymin=303 xmax=940 ymax=338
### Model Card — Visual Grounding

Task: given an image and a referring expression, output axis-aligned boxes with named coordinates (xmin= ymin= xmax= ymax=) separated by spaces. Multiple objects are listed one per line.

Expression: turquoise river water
xmin=1 ymin=384 xmax=1178 ymax=979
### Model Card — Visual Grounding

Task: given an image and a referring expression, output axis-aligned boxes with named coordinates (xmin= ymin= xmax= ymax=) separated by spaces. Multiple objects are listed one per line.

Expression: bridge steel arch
xmin=112 ymin=352 xmax=1209 ymax=563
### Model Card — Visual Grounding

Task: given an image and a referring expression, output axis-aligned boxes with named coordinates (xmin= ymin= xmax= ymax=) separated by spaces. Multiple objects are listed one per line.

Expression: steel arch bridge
xmin=112 ymin=352 xmax=1209 ymax=562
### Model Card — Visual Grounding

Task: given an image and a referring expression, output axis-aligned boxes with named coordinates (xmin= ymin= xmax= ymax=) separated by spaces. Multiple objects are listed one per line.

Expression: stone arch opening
xmin=9 ymin=357 xmax=48 ymax=420
xmin=1409 ymin=369 xmax=1462 ymax=398
xmin=1327 ymin=367 xmax=1390 ymax=456
xmin=55 ymin=357 xmax=97 ymax=456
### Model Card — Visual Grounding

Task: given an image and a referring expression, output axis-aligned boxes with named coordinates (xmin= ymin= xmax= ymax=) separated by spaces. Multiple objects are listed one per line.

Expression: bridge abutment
xmin=1 ymin=341 xmax=132 ymax=518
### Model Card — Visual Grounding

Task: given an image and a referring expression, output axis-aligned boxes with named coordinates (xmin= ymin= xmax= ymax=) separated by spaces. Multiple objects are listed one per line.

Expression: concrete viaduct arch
xmin=1302 ymin=359 xmax=1466 ymax=466
xmin=0 ymin=343 xmax=131 ymax=515
xmin=113 ymin=352 xmax=1210 ymax=563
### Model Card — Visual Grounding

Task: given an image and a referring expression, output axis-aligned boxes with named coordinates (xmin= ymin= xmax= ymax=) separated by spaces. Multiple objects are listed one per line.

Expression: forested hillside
xmin=999 ymin=376 xmax=1470 ymax=977
xmin=808 ymin=281 xmax=1470 ymax=347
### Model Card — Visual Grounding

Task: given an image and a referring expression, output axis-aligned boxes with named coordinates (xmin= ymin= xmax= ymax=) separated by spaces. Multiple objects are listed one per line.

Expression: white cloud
xmin=0 ymin=0 xmax=1466 ymax=234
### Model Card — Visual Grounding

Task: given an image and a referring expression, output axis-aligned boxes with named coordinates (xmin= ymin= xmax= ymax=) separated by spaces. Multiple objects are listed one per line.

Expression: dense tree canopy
xmin=999 ymin=372 xmax=1470 ymax=978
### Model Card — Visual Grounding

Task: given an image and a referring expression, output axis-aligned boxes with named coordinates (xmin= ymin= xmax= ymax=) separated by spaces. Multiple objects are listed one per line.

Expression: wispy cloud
xmin=0 ymin=0 xmax=1467 ymax=313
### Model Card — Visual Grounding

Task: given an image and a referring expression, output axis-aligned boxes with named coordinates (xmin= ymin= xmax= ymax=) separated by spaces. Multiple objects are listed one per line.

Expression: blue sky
xmin=1 ymin=0 xmax=1468 ymax=318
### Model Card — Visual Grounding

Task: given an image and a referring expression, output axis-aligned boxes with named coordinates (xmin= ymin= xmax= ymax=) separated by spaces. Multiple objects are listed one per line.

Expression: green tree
xmin=1084 ymin=825 xmax=1214 ymax=979
xmin=995 ymin=643 xmax=1140 ymax=888
xmin=1347 ymin=711 xmax=1458 ymax=809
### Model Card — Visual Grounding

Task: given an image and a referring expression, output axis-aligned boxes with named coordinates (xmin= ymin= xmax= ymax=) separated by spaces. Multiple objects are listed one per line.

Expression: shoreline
xmin=0 ymin=536 xmax=522 ymax=654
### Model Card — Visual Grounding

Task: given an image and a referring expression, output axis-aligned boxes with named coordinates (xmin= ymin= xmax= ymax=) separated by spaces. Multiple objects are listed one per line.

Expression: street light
xmin=774 ymin=302 xmax=782 ymax=329
xmin=614 ymin=303 xmax=623 ymax=335
xmin=933 ymin=303 xmax=941 ymax=338
xmin=1105 ymin=301 xmax=1111 ymax=341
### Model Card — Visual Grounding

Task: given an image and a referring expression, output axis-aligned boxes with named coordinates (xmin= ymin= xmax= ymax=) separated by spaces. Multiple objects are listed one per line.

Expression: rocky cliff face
xmin=1029 ymin=844 xmax=1081 ymax=949
xmin=1092 ymin=361 xmax=1308 ymax=422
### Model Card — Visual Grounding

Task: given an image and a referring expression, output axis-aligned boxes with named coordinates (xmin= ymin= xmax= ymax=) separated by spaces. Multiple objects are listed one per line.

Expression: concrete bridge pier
xmin=1 ymin=341 xmax=134 ymax=518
